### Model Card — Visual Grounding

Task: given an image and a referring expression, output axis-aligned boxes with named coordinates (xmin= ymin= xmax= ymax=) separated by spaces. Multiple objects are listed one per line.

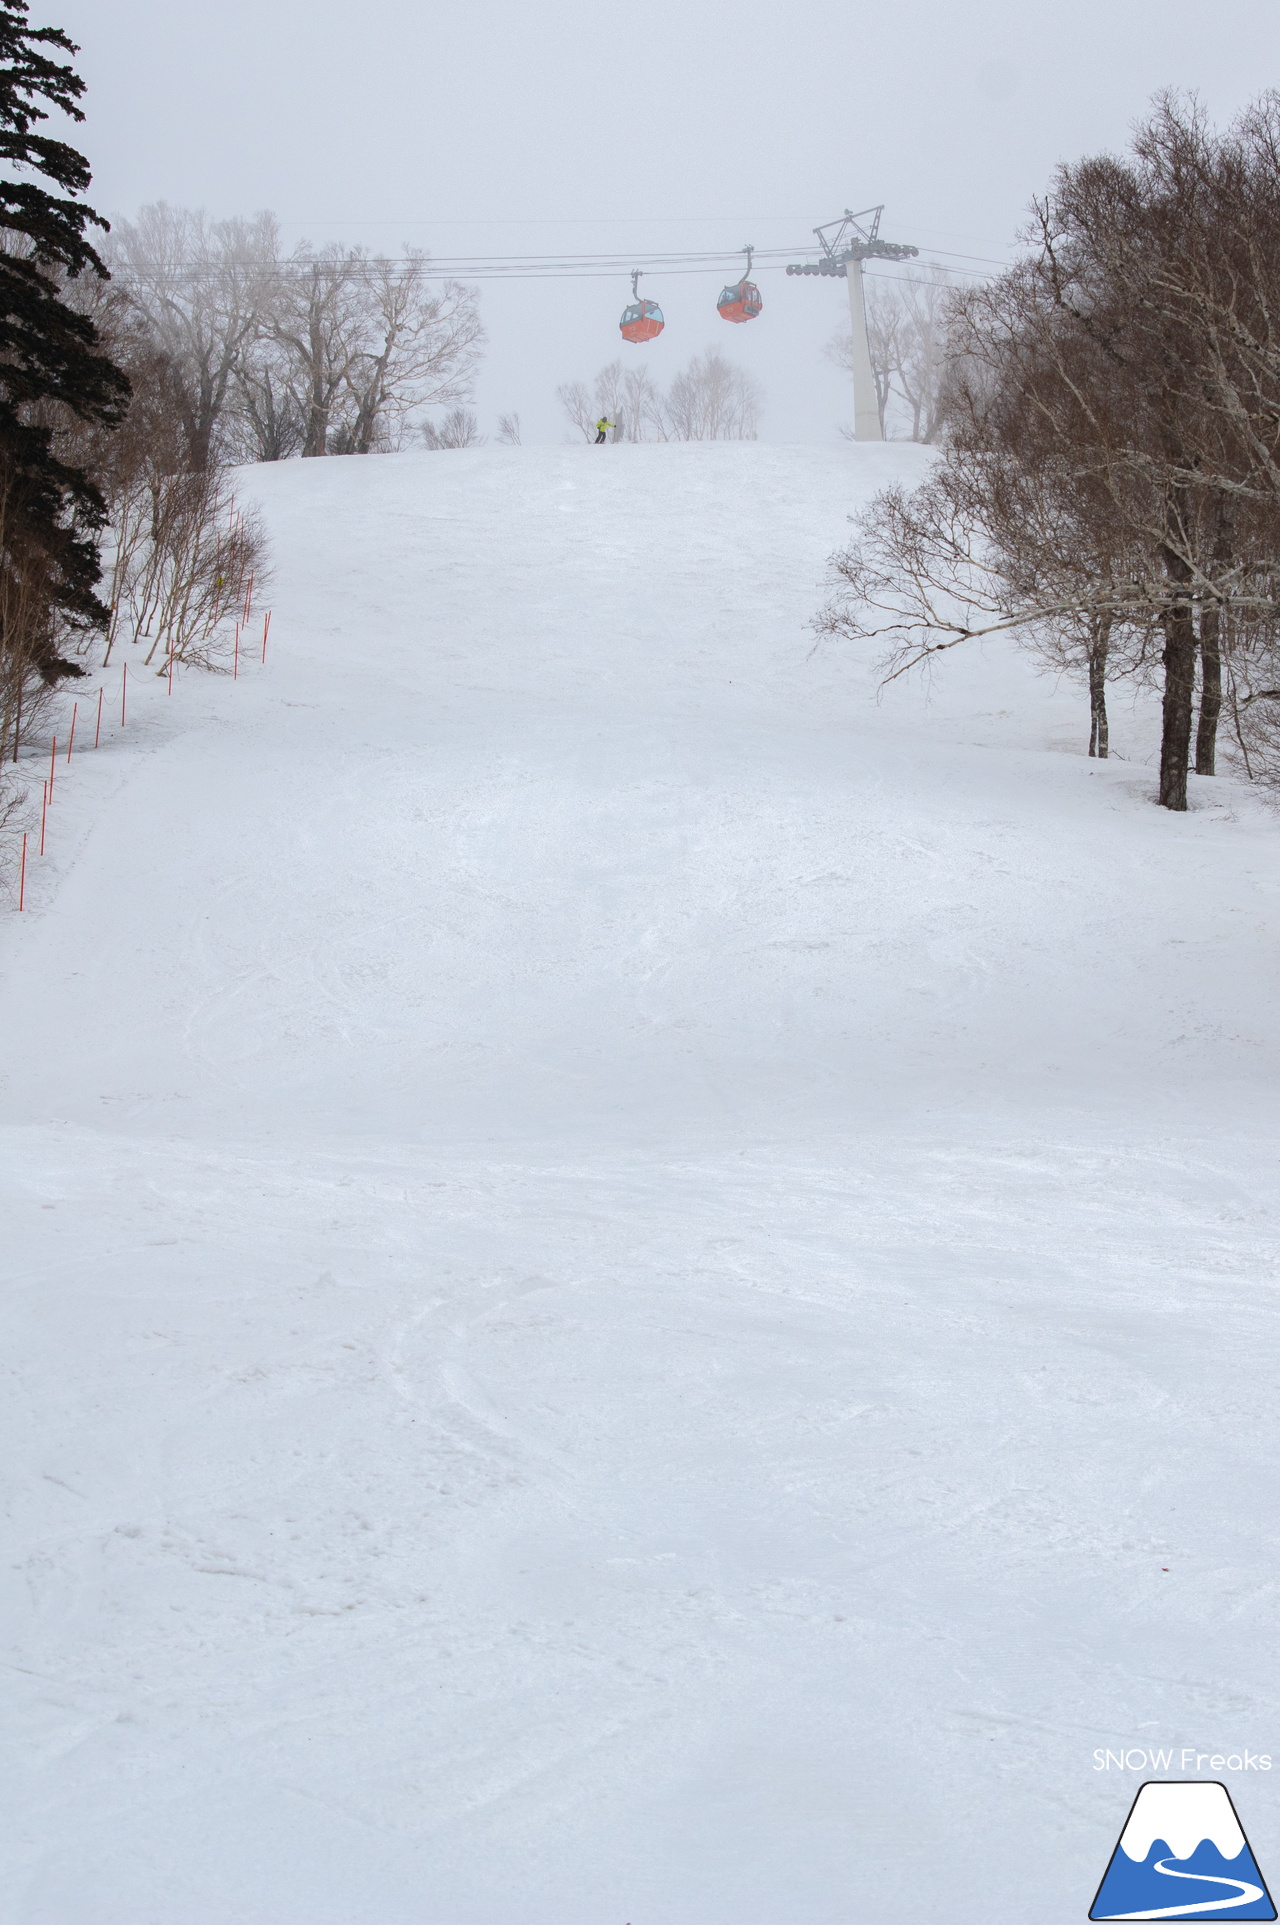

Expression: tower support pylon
xmin=845 ymin=257 xmax=882 ymax=442
xmin=786 ymin=206 xmax=918 ymax=442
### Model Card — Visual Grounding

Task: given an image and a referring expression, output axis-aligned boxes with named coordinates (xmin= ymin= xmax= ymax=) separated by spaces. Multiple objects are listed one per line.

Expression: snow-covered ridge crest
xmin=1120 ymin=1784 xmax=1246 ymax=1862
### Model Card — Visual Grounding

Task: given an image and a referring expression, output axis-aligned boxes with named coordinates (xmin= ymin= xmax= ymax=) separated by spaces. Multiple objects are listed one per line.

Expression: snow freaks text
xmin=1094 ymin=1751 xmax=1273 ymax=1772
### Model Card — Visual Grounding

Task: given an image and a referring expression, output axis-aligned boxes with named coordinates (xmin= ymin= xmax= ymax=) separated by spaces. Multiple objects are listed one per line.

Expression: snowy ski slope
xmin=3 ymin=441 xmax=1280 ymax=1923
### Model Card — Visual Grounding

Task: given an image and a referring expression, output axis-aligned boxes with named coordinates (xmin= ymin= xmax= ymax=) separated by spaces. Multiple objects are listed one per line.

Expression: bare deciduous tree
xmin=420 ymin=406 xmax=485 ymax=448
xmin=820 ymin=95 xmax=1280 ymax=810
xmin=226 ymin=335 xmax=306 ymax=462
xmin=265 ymin=244 xmax=366 ymax=460
xmin=615 ymin=363 xmax=666 ymax=442
xmin=1222 ymin=614 xmax=1280 ymax=784
xmin=587 ymin=360 xmax=666 ymax=442
xmin=85 ymin=323 xmax=268 ymax=670
xmin=109 ymin=216 xmax=484 ymax=464
xmin=665 ymin=349 xmax=760 ymax=441
xmin=335 ymin=253 xmax=483 ymax=454
xmin=108 ymin=204 xmax=279 ymax=470
xmin=24 ymin=268 xmax=271 ymax=689
xmin=556 ymin=379 xmax=594 ymax=443
xmin=112 ymin=469 xmax=266 ymax=670
xmin=558 ymin=350 xmax=760 ymax=442
xmin=828 ymin=265 xmax=951 ymax=442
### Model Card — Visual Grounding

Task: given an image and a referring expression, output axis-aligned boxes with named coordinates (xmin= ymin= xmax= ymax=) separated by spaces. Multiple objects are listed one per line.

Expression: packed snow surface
xmin=4 ymin=442 xmax=1280 ymax=1924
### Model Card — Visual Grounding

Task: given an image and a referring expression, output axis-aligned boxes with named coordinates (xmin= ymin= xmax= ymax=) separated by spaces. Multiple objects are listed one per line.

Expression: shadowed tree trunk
xmin=1088 ymin=614 xmax=1111 ymax=757
xmin=1195 ymin=511 xmax=1230 ymax=775
xmin=1160 ymin=574 xmax=1196 ymax=810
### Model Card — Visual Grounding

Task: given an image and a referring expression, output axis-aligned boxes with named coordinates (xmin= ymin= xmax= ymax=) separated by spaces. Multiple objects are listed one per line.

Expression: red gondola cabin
xmin=620 ymin=297 xmax=664 ymax=344
xmin=717 ymin=278 xmax=763 ymax=324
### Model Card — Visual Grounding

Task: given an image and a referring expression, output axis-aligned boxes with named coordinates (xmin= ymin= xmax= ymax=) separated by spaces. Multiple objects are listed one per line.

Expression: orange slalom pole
xmin=121 ymin=662 xmax=127 ymax=727
xmin=48 ymin=736 xmax=56 ymax=801
xmin=233 ymin=623 xmax=239 ymax=680
xmin=66 ymin=702 xmax=77 ymax=761
xmin=94 ymin=686 xmax=103 ymax=748
xmin=39 ymin=781 xmax=47 ymax=854
xmin=18 ymin=831 xmax=26 ymax=909
xmin=262 ymin=610 xmax=271 ymax=662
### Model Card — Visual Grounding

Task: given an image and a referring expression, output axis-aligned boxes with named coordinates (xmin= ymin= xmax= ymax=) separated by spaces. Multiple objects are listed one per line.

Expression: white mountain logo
xmin=1091 ymin=1783 xmax=1276 ymax=1921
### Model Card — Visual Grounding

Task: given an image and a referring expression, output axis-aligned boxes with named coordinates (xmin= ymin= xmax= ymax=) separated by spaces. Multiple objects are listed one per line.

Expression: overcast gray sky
xmin=53 ymin=0 xmax=1280 ymax=442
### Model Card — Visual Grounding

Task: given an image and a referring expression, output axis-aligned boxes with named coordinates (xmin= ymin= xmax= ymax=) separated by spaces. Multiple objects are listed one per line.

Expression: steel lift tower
xmin=787 ymin=207 xmax=918 ymax=440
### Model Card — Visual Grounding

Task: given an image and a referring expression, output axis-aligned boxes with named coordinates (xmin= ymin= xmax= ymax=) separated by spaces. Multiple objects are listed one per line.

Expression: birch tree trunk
xmin=1088 ymin=615 xmax=1111 ymax=758
xmin=1196 ymin=603 xmax=1223 ymax=776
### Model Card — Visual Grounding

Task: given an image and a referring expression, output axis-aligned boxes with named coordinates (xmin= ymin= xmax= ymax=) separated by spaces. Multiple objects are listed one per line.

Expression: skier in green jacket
xmin=595 ymin=416 xmax=615 ymax=444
